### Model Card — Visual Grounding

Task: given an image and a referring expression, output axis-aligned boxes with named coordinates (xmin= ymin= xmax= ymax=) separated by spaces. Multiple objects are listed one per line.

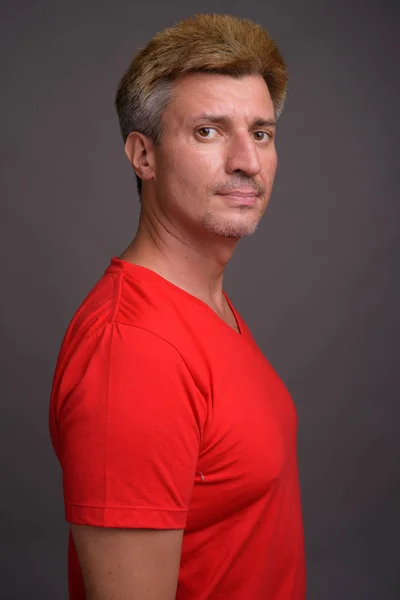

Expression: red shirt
xmin=49 ymin=257 xmax=306 ymax=599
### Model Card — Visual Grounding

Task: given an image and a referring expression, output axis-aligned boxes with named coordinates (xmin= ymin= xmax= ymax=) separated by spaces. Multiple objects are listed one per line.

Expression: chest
xmin=187 ymin=341 xmax=298 ymax=525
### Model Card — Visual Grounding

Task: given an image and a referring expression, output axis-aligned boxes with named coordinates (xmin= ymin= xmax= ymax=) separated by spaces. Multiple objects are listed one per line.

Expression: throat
xmin=215 ymin=298 xmax=240 ymax=334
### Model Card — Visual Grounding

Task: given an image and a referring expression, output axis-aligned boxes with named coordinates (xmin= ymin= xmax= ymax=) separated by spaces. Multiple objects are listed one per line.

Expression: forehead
xmin=166 ymin=72 xmax=274 ymax=124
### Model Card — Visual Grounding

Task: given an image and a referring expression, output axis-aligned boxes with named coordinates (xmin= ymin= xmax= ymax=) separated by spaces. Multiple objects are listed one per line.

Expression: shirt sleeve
xmin=56 ymin=322 xmax=206 ymax=529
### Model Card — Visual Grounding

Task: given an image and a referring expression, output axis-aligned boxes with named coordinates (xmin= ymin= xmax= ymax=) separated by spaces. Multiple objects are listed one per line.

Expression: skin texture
xmin=122 ymin=72 xmax=278 ymax=325
xmin=153 ymin=73 xmax=277 ymax=240
xmin=71 ymin=525 xmax=183 ymax=600
xmin=73 ymin=73 xmax=279 ymax=598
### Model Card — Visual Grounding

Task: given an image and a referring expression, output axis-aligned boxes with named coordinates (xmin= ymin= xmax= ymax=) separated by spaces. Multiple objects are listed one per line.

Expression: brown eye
xmin=196 ymin=127 xmax=217 ymax=139
xmin=252 ymin=131 xmax=270 ymax=142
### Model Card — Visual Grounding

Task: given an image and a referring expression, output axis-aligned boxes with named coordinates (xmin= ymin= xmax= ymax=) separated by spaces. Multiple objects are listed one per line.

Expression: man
xmin=49 ymin=13 xmax=306 ymax=600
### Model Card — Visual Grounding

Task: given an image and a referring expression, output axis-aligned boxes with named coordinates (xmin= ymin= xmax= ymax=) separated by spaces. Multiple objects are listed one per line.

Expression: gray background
xmin=1 ymin=0 xmax=399 ymax=598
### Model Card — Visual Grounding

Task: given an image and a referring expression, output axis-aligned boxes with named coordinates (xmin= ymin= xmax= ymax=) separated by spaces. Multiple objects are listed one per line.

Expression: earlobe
xmin=124 ymin=132 xmax=155 ymax=182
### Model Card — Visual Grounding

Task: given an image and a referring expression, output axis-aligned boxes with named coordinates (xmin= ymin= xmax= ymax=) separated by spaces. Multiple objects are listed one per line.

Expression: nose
xmin=225 ymin=133 xmax=262 ymax=177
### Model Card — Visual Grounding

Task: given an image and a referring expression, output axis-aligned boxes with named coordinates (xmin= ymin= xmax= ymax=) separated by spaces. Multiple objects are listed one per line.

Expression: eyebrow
xmin=192 ymin=113 xmax=277 ymax=128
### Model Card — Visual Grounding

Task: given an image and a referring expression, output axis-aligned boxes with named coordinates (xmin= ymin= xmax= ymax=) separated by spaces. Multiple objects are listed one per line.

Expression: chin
xmin=202 ymin=213 xmax=261 ymax=238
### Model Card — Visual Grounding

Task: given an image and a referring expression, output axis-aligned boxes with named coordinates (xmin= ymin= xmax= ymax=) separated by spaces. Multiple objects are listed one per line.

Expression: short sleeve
xmin=57 ymin=322 xmax=206 ymax=529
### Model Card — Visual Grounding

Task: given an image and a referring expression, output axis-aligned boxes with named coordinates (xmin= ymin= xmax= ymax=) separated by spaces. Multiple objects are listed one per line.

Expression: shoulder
xmin=53 ymin=261 xmax=214 ymax=403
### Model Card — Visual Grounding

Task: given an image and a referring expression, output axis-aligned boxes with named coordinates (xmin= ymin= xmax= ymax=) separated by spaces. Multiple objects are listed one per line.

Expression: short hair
xmin=115 ymin=13 xmax=288 ymax=197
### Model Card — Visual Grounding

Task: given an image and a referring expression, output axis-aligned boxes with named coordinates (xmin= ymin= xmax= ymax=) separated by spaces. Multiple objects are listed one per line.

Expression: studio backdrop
xmin=1 ymin=0 xmax=399 ymax=598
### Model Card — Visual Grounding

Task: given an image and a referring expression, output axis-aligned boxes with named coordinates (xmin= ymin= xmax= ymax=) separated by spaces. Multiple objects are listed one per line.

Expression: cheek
xmin=263 ymin=150 xmax=278 ymax=182
xmin=162 ymin=145 xmax=219 ymax=192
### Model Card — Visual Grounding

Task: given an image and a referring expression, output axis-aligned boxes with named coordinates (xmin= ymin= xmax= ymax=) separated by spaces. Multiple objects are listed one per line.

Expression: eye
xmin=196 ymin=127 xmax=217 ymax=139
xmin=252 ymin=131 xmax=271 ymax=142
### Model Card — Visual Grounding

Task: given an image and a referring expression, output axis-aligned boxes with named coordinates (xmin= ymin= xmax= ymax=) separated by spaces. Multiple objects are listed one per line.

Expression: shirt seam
xmin=66 ymin=501 xmax=188 ymax=512
xmin=110 ymin=270 xmax=124 ymax=322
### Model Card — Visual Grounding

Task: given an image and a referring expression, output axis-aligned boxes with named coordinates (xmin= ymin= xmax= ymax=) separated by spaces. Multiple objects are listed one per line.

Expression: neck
xmin=119 ymin=208 xmax=240 ymax=311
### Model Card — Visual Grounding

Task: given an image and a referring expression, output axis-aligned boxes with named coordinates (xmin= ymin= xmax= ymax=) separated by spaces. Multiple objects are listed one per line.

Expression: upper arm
xmin=57 ymin=322 xmax=205 ymax=529
xmin=71 ymin=524 xmax=184 ymax=600
xmin=54 ymin=323 xmax=206 ymax=595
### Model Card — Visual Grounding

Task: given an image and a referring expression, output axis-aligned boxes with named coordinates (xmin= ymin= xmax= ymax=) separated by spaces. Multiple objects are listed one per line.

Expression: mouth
xmin=217 ymin=192 xmax=259 ymax=206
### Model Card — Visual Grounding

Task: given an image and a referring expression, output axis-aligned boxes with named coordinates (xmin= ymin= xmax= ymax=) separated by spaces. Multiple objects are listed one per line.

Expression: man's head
xmin=115 ymin=14 xmax=288 ymax=239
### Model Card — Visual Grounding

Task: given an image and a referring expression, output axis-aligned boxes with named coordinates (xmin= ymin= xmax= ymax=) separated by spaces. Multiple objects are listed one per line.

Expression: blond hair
xmin=115 ymin=13 xmax=288 ymax=194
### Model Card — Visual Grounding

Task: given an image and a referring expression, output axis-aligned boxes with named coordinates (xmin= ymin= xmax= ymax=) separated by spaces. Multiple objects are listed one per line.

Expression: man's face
xmin=152 ymin=72 xmax=278 ymax=239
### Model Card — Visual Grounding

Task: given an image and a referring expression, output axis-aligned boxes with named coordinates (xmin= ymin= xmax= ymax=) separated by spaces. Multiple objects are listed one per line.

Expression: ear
xmin=124 ymin=132 xmax=156 ymax=182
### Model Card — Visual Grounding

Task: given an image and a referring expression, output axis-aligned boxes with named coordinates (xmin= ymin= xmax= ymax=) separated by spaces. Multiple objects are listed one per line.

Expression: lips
xmin=218 ymin=192 xmax=258 ymax=206
xmin=218 ymin=190 xmax=258 ymax=197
